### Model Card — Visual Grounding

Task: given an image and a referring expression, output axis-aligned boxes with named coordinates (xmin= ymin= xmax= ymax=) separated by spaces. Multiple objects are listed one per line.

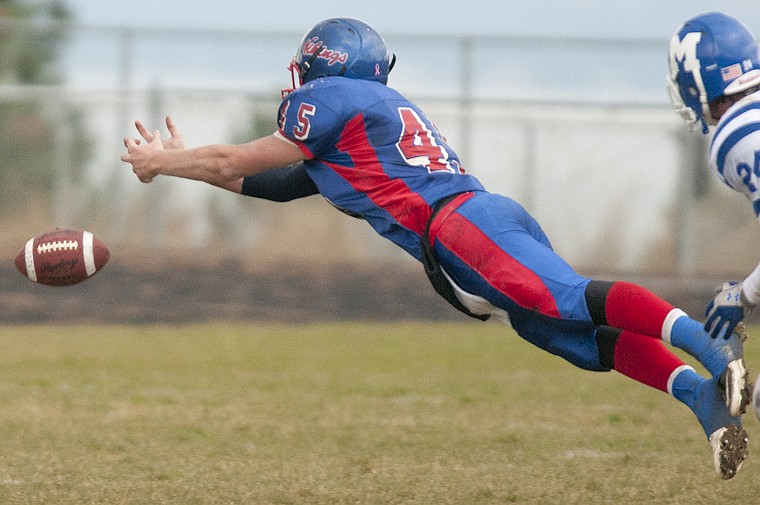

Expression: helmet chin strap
xmin=298 ymin=50 xmax=323 ymax=83
xmin=665 ymin=71 xmax=714 ymax=134
xmin=699 ymin=94 xmax=713 ymax=134
xmin=666 ymin=74 xmax=701 ymax=131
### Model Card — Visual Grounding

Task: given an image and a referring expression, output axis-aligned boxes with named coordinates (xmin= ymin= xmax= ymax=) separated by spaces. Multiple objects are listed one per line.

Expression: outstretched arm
xmin=121 ymin=116 xmax=308 ymax=185
xmin=209 ymin=162 xmax=319 ymax=200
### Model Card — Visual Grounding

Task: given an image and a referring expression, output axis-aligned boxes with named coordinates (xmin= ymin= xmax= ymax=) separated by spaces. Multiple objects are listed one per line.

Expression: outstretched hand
xmin=704 ymin=281 xmax=749 ymax=339
xmin=135 ymin=116 xmax=186 ymax=150
xmin=121 ymin=116 xmax=184 ymax=183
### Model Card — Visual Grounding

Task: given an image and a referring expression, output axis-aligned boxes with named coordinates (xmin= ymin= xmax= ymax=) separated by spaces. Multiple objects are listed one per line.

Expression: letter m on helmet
xmin=670 ymin=32 xmax=702 ymax=76
xmin=667 ymin=30 xmax=711 ymax=131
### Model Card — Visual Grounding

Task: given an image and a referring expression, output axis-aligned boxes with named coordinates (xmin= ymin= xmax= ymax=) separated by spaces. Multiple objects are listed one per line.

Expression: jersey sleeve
xmin=240 ymin=163 xmax=319 ymax=201
xmin=277 ymin=85 xmax=343 ymax=159
xmin=710 ymin=127 xmax=760 ymax=218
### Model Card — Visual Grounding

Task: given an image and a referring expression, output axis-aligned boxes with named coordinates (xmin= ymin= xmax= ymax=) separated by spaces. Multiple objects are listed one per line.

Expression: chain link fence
xmin=1 ymin=20 xmax=753 ymax=279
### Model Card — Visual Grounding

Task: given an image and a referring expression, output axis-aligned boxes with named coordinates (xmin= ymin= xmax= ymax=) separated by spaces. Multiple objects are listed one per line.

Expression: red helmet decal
xmin=302 ymin=36 xmax=348 ymax=66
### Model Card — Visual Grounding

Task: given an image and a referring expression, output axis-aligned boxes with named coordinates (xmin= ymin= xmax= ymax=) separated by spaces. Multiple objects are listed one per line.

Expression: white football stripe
xmin=24 ymin=238 xmax=37 ymax=282
xmin=661 ymin=308 xmax=687 ymax=345
xmin=83 ymin=231 xmax=96 ymax=276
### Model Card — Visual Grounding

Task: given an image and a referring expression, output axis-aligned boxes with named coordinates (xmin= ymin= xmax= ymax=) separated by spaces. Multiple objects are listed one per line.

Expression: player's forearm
xmin=148 ymin=144 xmax=255 ymax=185
xmin=209 ymin=177 xmax=244 ymax=194
xmin=124 ymin=128 xmax=308 ymax=185
xmin=741 ymin=262 xmax=760 ymax=306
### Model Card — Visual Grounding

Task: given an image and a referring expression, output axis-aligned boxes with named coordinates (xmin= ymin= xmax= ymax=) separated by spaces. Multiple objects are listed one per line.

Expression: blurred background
xmin=2 ymin=0 xmax=760 ymax=322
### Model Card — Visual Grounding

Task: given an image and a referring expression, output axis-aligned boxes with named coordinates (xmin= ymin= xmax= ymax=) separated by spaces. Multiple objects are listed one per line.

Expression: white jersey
xmin=709 ymin=91 xmax=760 ymax=218
xmin=709 ymin=90 xmax=760 ymax=304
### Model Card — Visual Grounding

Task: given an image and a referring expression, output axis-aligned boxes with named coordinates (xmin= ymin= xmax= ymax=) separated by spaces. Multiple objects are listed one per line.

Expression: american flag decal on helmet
xmin=722 ymin=63 xmax=743 ymax=81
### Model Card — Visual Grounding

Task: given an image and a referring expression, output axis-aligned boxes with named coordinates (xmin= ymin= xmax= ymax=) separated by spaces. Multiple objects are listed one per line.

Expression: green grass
xmin=0 ymin=322 xmax=759 ymax=504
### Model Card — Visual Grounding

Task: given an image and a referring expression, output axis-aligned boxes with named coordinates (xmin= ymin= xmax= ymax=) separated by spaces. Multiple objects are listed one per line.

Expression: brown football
xmin=14 ymin=228 xmax=110 ymax=286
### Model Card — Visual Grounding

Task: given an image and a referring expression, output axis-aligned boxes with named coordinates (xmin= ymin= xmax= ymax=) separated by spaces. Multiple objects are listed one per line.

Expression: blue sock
xmin=670 ymin=366 xmax=702 ymax=411
xmin=669 ymin=316 xmax=726 ymax=377
xmin=669 ymin=315 xmax=703 ymax=350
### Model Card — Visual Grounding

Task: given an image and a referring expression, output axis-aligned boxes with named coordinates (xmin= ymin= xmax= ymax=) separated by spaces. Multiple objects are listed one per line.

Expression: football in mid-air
xmin=15 ymin=228 xmax=110 ymax=286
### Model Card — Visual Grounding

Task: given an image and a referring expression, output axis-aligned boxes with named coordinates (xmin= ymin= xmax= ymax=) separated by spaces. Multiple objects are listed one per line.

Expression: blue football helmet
xmin=283 ymin=18 xmax=395 ymax=96
xmin=667 ymin=11 xmax=760 ymax=133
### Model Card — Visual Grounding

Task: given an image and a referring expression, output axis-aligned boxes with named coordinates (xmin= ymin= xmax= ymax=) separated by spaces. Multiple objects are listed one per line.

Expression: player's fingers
xmin=706 ymin=323 xmax=717 ymax=339
xmin=714 ymin=320 xmax=729 ymax=339
xmin=712 ymin=320 xmax=727 ymax=339
xmin=135 ymin=120 xmax=154 ymax=142
xmin=707 ymin=318 xmax=720 ymax=338
xmin=725 ymin=321 xmax=737 ymax=340
xmin=166 ymin=115 xmax=179 ymax=135
xmin=704 ymin=312 xmax=717 ymax=335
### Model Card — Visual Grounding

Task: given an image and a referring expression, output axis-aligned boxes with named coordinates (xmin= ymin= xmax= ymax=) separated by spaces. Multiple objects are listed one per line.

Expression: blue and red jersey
xmin=271 ymin=76 xmax=622 ymax=372
xmin=276 ymin=76 xmax=485 ymax=260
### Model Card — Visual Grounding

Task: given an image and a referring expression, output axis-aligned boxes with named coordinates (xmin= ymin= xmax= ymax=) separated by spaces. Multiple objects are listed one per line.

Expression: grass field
xmin=0 ymin=322 xmax=759 ymax=504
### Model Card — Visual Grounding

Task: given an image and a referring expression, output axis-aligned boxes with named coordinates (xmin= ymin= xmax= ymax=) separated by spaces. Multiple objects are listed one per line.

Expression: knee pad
xmin=595 ymin=325 xmax=621 ymax=369
xmin=585 ymin=280 xmax=614 ymax=326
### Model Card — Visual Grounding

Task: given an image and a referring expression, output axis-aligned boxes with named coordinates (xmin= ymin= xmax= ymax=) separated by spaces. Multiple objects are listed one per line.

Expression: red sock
xmin=605 ymin=282 xmax=675 ymax=339
xmin=612 ymin=330 xmax=687 ymax=393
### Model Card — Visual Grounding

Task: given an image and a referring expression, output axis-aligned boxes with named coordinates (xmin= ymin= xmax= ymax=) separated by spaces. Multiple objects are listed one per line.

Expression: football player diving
xmin=122 ymin=17 xmax=751 ymax=479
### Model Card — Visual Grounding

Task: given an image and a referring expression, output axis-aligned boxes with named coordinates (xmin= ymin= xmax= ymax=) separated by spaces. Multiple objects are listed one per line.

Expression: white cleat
xmin=720 ymin=359 xmax=752 ymax=417
xmin=709 ymin=425 xmax=748 ymax=480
